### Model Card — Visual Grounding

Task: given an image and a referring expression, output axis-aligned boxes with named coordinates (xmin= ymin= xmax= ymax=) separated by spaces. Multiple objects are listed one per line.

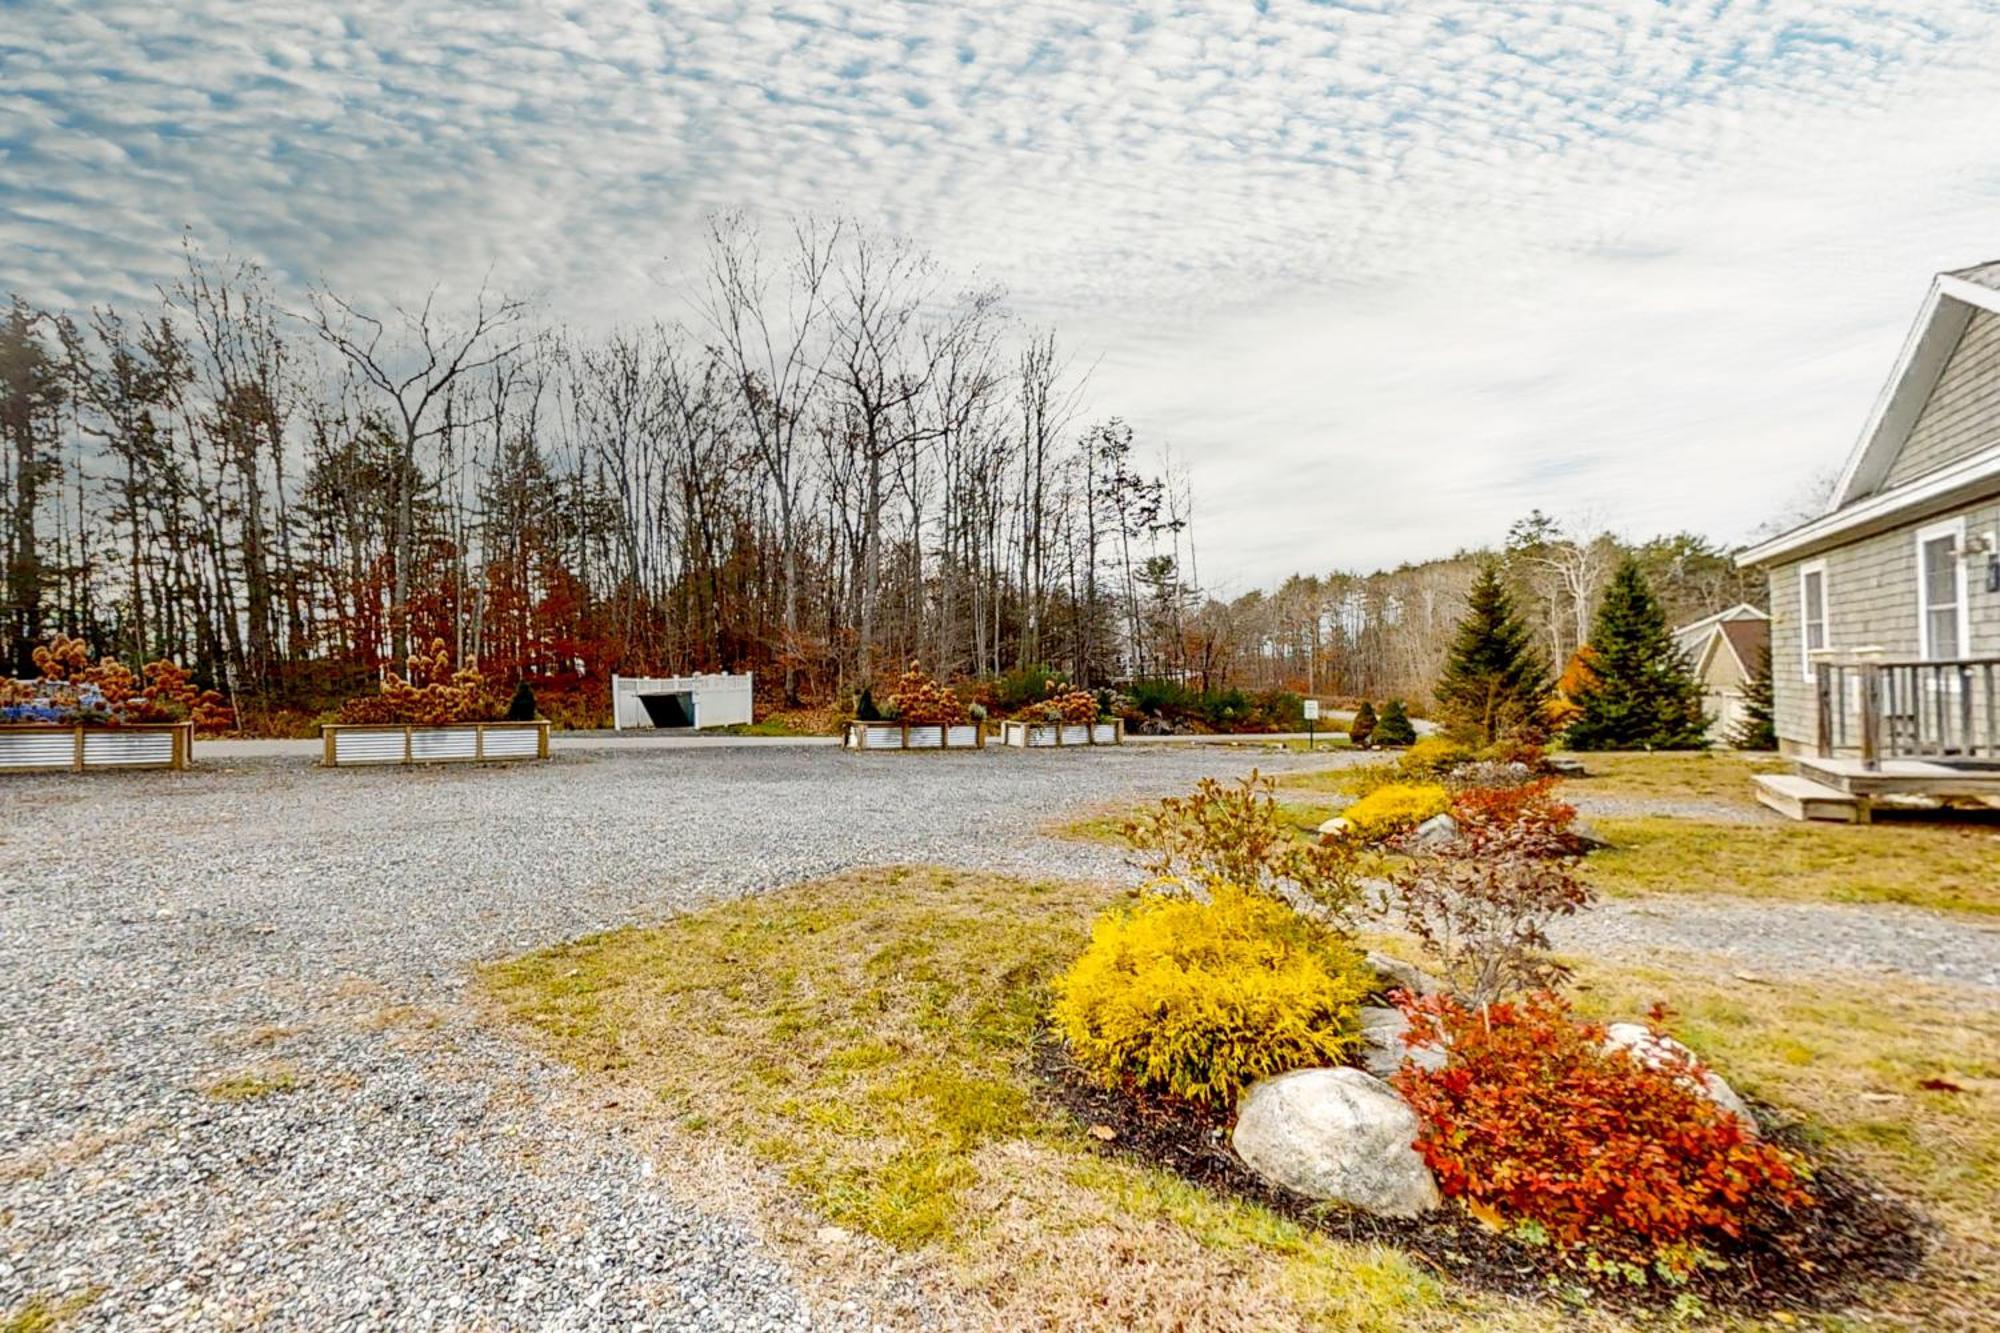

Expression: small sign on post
xmin=1302 ymin=699 xmax=1319 ymax=750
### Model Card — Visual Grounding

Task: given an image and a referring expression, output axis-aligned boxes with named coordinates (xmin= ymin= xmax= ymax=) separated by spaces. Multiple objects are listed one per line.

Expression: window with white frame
xmin=1798 ymin=560 xmax=1828 ymax=681
xmin=1916 ymin=518 xmax=1968 ymax=660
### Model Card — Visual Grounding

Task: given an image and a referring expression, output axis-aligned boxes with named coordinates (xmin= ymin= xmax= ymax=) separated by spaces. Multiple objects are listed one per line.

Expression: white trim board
xmin=1798 ymin=559 xmax=1830 ymax=683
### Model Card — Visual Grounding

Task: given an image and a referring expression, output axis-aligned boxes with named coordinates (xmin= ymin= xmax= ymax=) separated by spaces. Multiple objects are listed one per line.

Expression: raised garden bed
xmin=0 ymin=721 xmax=193 ymax=773
xmin=319 ymin=720 xmax=550 ymax=767
xmin=1001 ymin=718 xmax=1123 ymax=747
xmin=842 ymin=721 xmax=984 ymax=751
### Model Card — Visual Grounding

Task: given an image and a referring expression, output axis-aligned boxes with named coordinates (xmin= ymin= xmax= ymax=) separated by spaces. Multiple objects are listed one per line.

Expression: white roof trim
xmin=1828 ymin=280 xmax=1978 ymax=508
xmin=1739 ymin=438 xmax=2000 ymax=566
xmin=1671 ymin=603 xmax=1769 ymax=638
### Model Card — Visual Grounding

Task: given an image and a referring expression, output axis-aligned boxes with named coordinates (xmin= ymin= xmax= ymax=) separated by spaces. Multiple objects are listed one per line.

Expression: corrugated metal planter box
xmin=319 ymin=721 xmax=551 ymax=767
xmin=842 ymin=721 xmax=985 ymax=751
xmin=1000 ymin=719 xmax=1124 ymax=748
xmin=0 ymin=721 xmax=192 ymax=773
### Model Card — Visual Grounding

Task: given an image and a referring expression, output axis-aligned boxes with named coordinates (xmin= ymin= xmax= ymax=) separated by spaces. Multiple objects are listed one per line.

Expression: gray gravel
xmin=4 ymin=744 xmax=1996 ymax=1329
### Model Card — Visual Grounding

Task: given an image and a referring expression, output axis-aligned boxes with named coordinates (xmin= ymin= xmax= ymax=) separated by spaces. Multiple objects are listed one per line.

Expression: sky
xmin=6 ymin=1 xmax=2000 ymax=596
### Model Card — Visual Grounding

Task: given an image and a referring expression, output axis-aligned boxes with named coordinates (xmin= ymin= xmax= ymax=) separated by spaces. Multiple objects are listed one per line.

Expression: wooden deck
xmin=1758 ymin=756 xmax=2000 ymax=822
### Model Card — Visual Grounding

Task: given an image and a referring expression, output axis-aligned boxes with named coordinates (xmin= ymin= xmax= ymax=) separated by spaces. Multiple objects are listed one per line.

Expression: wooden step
xmin=1752 ymin=772 xmax=1864 ymax=823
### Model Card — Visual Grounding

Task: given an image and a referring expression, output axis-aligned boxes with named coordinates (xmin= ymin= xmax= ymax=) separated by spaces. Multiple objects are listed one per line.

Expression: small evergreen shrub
xmin=1348 ymin=699 xmax=1377 ymax=748
xmin=505 ymin=680 xmax=538 ymax=722
xmin=1052 ymin=885 xmax=1375 ymax=1107
xmin=1392 ymin=992 xmax=1813 ymax=1276
xmin=854 ymin=687 xmax=883 ymax=722
xmin=1339 ymin=782 xmax=1449 ymax=842
xmin=1373 ymin=699 xmax=1417 ymax=746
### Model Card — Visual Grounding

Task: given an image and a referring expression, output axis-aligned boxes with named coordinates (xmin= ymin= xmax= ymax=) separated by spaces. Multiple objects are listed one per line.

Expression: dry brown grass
xmin=1586 ymin=815 xmax=2000 ymax=916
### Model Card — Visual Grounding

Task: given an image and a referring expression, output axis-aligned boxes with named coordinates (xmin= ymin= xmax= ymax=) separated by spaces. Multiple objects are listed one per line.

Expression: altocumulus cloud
xmin=4 ymin=0 xmax=2000 ymax=584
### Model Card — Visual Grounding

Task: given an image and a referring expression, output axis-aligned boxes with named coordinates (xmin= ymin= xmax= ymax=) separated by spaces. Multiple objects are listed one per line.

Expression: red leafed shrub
xmin=338 ymin=640 xmax=497 ymax=726
xmin=1391 ymin=991 xmax=1813 ymax=1274
xmin=885 ymin=661 xmax=967 ymax=726
xmin=1449 ymin=777 xmax=1577 ymax=852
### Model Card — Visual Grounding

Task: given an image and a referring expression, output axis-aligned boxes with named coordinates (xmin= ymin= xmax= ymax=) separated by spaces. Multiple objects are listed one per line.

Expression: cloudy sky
xmin=6 ymin=1 xmax=2000 ymax=593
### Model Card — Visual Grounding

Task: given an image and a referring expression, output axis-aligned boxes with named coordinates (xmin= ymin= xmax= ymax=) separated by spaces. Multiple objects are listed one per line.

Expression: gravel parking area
xmin=4 ymin=744 xmax=1996 ymax=1329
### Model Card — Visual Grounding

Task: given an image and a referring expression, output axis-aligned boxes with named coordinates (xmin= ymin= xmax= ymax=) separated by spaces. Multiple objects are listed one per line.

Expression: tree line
xmin=2 ymin=218 xmax=1209 ymax=728
xmin=4 ymin=218 xmax=1767 ymax=733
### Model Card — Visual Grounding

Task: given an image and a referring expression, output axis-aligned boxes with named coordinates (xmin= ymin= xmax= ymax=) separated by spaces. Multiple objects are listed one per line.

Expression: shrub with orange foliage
xmin=884 ymin=661 xmax=967 ymax=726
xmin=3 ymin=633 xmax=235 ymax=734
xmin=1392 ymin=991 xmax=1813 ymax=1276
xmin=1014 ymin=686 xmax=1100 ymax=726
xmin=1448 ymin=777 xmax=1579 ymax=851
xmin=337 ymin=640 xmax=498 ymax=726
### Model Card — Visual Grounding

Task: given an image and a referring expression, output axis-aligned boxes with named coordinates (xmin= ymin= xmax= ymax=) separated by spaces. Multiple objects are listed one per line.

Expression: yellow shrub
xmin=1340 ymin=782 xmax=1449 ymax=842
xmin=1397 ymin=736 xmax=1473 ymax=778
xmin=1051 ymin=885 xmax=1374 ymax=1107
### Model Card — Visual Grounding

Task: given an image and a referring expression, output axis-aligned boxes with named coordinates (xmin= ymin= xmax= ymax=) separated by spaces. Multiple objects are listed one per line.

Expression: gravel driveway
xmin=4 ymin=744 xmax=1996 ymax=1329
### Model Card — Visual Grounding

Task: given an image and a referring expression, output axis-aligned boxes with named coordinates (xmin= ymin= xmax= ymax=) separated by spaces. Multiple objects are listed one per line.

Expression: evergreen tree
xmin=505 ymin=679 xmax=538 ymax=722
xmin=855 ymin=686 xmax=882 ymax=721
xmin=1375 ymin=699 xmax=1416 ymax=747
xmin=1729 ymin=642 xmax=1777 ymax=751
xmin=1434 ymin=561 xmax=1549 ymax=744
xmin=1564 ymin=558 xmax=1709 ymax=750
xmin=1348 ymin=699 xmax=1377 ymax=748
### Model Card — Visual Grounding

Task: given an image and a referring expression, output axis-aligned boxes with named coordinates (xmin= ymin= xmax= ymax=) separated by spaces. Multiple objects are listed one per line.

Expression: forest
xmin=2 ymin=217 xmax=1765 ymax=734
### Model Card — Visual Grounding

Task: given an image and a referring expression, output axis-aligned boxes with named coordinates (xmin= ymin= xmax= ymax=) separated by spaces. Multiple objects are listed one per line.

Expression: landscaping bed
xmin=1033 ymin=1035 xmax=1928 ymax=1317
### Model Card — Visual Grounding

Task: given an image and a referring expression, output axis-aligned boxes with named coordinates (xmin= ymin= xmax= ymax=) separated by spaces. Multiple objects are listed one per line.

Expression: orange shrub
xmin=338 ymin=640 xmax=496 ymax=726
xmin=1392 ymin=992 xmax=1812 ymax=1275
xmin=884 ymin=661 xmax=967 ymax=726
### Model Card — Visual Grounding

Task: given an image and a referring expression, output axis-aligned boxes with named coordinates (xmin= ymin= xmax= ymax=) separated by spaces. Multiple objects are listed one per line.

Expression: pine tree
xmin=1729 ymin=642 xmax=1777 ymax=751
xmin=505 ymin=679 xmax=538 ymax=722
xmin=1564 ymin=558 xmax=1709 ymax=750
xmin=1348 ymin=699 xmax=1377 ymax=748
xmin=1434 ymin=561 xmax=1549 ymax=744
xmin=1375 ymin=699 xmax=1416 ymax=747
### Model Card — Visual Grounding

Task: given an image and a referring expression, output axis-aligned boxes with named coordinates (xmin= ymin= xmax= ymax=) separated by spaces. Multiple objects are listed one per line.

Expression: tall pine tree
xmin=1564 ymin=558 xmax=1709 ymax=750
xmin=1434 ymin=561 xmax=1549 ymax=744
xmin=1729 ymin=641 xmax=1777 ymax=751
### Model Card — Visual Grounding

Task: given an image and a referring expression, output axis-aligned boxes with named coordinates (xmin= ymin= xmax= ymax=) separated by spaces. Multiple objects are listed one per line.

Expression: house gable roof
xmin=1739 ymin=262 xmax=2000 ymax=568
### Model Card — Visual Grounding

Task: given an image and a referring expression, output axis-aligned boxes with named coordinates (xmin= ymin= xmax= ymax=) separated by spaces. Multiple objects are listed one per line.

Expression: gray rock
xmin=1231 ymin=1068 xmax=1440 ymax=1217
xmin=1603 ymin=1023 xmax=1757 ymax=1132
xmin=1356 ymin=1005 xmax=1447 ymax=1080
xmin=1547 ymin=756 xmax=1587 ymax=777
xmin=1570 ymin=816 xmax=1611 ymax=850
xmin=1408 ymin=812 xmax=1459 ymax=848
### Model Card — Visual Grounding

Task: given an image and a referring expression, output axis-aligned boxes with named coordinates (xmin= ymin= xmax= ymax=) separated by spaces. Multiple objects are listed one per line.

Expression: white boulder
xmin=1232 ymin=1068 xmax=1441 ymax=1217
xmin=1408 ymin=812 xmax=1459 ymax=848
xmin=1315 ymin=815 xmax=1350 ymax=836
xmin=1603 ymin=1023 xmax=1757 ymax=1132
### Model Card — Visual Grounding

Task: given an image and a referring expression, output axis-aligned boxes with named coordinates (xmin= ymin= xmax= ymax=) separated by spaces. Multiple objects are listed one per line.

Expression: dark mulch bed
xmin=1031 ymin=1037 xmax=1932 ymax=1315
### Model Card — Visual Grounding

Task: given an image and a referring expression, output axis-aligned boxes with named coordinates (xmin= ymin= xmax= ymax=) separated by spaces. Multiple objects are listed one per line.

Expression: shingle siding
xmin=1767 ymin=498 xmax=2000 ymax=751
xmin=1882 ymin=310 xmax=2000 ymax=487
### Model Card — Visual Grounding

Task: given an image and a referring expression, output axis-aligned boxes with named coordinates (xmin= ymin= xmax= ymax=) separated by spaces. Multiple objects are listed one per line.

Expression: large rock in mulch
xmin=1408 ymin=812 xmax=1459 ymax=849
xmin=1357 ymin=1005 xmax=1448 ymax=1080
xmin=1231 ymin=1068 xmax=1441 ymax=1218
xmin=1603 ymin=1023 xmax=1758 ymax=1132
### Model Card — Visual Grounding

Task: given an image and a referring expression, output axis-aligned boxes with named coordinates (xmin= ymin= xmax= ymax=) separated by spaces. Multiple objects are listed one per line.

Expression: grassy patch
xmin=481 ymin=868 xmax=1471 ymax=1329
xmin=1 ymin=1291 xmax=95 ymax=1333
xmin=203 ymin=1065 xmax=299 ymax=1101
xmin=1554 ymin=751 xmax=1787 ymax=806
xmin=1587 ymin=816 xmax=2000 ymax=916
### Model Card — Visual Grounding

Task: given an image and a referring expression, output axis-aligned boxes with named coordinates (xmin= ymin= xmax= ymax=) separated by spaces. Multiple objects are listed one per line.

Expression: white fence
xmin=611 ymin=673 xmax=755 ymax=730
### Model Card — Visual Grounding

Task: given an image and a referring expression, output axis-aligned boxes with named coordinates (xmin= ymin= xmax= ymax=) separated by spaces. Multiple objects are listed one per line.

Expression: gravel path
xmin=4 ymin=746 xmax=1996 ymax=1329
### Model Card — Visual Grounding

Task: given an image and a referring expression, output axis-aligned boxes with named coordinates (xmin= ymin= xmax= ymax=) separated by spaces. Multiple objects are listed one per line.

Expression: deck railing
xmin=1815 ymin=658 xmax=2000 ymax=767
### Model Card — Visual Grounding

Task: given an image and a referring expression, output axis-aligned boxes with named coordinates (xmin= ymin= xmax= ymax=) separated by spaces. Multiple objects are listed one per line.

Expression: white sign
xmin=1302 ymin=700 xmax=1320 ymax=721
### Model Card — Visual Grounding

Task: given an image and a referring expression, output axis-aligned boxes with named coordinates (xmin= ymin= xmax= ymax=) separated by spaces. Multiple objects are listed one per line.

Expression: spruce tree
xmin=1564 ymin=558 xmax=1709 ymax=750
xmin=1434 ymin=561 xmax=1549 ymax=744
xmin=1348 ymin=699 xmax=1377 ymax=748
xmin=1729 ymin=641 xmax=1778 ymax=751
xmin=1374 ymin=699 xmax=1416 ymax=747
xmin=505 ymin=679 xmax=538 ymax=722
